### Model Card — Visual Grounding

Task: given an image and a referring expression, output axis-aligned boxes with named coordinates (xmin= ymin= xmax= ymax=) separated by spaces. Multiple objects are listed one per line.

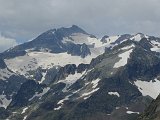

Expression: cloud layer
xmin=0 ymin=34 xmax=17 ymax=52
xmin=0 ymin=0 xmax=160 ymax=43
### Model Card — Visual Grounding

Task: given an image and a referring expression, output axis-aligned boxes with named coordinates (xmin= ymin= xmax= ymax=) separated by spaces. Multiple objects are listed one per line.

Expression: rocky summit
xmin=0 ymin=25 xmax=160 ymax=120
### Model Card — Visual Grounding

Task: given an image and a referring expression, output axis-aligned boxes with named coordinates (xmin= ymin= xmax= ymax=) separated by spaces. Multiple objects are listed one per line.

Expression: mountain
xmin=1 ymin=25 xmax=91 ymax=58
xmin=0 ymin=25 xmax=160 ymax=120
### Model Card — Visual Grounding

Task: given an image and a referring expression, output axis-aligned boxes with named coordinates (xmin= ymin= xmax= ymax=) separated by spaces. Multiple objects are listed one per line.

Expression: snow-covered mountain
xmin=2 ymin=26 xmax=154 ymax=81
xmin=0 ymin=25 xmax=160 ymax=120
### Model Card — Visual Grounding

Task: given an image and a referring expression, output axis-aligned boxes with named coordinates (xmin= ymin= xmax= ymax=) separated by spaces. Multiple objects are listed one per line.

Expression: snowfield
xmin=134 ymin=79 xmax=160 ymax=99
xmin=4 ymin=52 xmax=95 ymax=77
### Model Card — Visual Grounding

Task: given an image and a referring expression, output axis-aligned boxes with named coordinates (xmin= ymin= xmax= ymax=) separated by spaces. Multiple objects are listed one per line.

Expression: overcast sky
xmin=0 ymin=0 xmax=160 ymax=52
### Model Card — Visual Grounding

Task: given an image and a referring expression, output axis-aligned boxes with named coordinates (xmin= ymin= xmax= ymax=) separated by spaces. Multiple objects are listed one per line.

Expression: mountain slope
xmin=137 ymin=94 xmax=160 ymax=120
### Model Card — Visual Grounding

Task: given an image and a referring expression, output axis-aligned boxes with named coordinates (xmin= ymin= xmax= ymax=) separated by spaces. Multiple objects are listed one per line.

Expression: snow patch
xmin=54 ymin=106 xmax=62 ymax=110
xmin=134 ymin=79 xmax=160 ymax=99
xmin=0 ymin=94 xmax=12 ymax=109
xmin=108 ymin=92 xmax=120 ymax=97
xmin=116 ymin=107 xmax=120 ymax=109
xmin=113 ymin=49 xmax=133 ymax=68
xmin=150 ymin=40 xmax=160 ymax=52
xmin=151 ymin=47 xmax=160 ymax=52
xmin=126 ymin=111 xmax=139 ymax=114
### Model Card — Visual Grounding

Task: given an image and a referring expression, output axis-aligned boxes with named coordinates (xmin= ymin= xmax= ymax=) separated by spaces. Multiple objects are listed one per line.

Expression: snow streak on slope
xmin=23 ymin=116 xmax=27 ymax=120
xmin=39 ymin=72 xmax=47 ymax=84
xmin=58 ymin=71 xmax=86 ymax=92
xmin=54 ymin=94 xmax=72 ymax=110
xmin=21 ymin=107 xmax=29 ymax=114
xmin=120 ymin=44 xmax=135 ymax=50
xmin=113 ymin=49 xmax=133 ymax=68
xmin=29 ymin=87 xmax=50 ymax=101
xmin=91 ymin=78 xmax=101 ymax=89
xmin=126 ymin=111 xmax=139 ymax=114
xmin=79 ymin=78 xmax=101 ymax=100
xmin=81 ymin=88 xmax=99 ymax=100
xmin=134 ymin=79 xmax=160 ymax=99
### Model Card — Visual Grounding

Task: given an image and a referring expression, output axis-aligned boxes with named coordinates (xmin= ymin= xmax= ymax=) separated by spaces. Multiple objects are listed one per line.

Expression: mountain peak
xmin=58 ymin=25 xmax=88 ymax=35
xmin=134 ymin=33 xmax=149 ymax=38
xmin=130 ymin=33 xmax=148 ymax=42
xmin=39 ymin=25 xmax=88 ymax=38
xmin=135 ymin=32 xmax=145 ymax=35
xmin=71 ymin=24 xmax=81 ymax=29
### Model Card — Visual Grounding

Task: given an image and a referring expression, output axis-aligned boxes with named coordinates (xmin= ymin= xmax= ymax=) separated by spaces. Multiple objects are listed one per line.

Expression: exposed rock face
xmin=9 ymin=80 xmax=44 ymax=108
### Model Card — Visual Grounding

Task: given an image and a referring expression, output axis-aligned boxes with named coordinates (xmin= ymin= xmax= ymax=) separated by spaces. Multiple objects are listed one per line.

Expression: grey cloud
xmin=0 ymin=0 xmax=160 ymax=43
